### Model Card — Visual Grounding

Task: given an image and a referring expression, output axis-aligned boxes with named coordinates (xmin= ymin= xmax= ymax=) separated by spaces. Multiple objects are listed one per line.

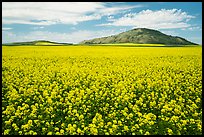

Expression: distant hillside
xmin=3 ymin=40 xmax=73 ymax=46
xmin=79 ymin=28 xmax=197 ymax=45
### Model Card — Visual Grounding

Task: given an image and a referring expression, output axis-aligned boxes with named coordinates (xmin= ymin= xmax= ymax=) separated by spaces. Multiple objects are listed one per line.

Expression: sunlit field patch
xmin=2 ymin=45 xmax=202 ymax=135
xmin=34 ymin=42 xmax=63 ymax=45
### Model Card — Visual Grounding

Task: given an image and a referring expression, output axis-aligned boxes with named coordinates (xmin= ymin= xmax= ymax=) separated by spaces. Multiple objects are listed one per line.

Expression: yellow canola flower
xmin=47 ymin=97 xmax=52 ymax=104
xmin=56 ymin=132 xmax=61 ymax=135
xmin=124 ymin=126 xmax=129 ymax=132
xmin=167 ymin=128 xmax=173 ymax=135
xmin=79 ymin=114 xmax=84 ymax=120
xmin=55 ymin=127 xmax=59 ymax=131
xmin=5 ymin=120 xmax=11 ymax=125
xmin=4 ymin=129 xmax=11 ymax=135
xmin=113 ymin=120 xmax=117 ymax=124
xmin=90 ymin=127 xmax=98 ymax=135
xmin=60 ymin=129 xmax=65 ymax=134
xmin=77 ymin=128 xmax=84 ymax=135
xmin=2 ymin=46 xmax=202 ymax=135
xmin=145 ymin=131 xmax=150 ymax=135
xmin=47 ymin=132 xmax=52 ymax=135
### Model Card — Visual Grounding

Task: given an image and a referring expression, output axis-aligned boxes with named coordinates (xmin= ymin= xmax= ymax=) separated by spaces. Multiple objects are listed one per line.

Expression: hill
xmin=79 ymin=28 xmax=197 ymax=45
xmin=3 ymin=40 xmax=73 ymax=46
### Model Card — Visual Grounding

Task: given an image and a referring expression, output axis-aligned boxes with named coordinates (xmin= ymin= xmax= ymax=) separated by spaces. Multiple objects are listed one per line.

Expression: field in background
xmin=82 ymin=43 xmax=166 ymax=47
xmin=2 ymin=45 xmax=202 ymax=135
xmin=34 ymin=41 xmax=63 ymax=45
xmin=77 ymin=43 xmax=200 ymax=47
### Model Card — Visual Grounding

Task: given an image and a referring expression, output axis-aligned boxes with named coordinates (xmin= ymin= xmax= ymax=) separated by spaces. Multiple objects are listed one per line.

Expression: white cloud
xmin=108 ymin=16 xmax=114 ymax=19
xmin=98 ymin=9 xmax=195 ymax=30
xmin=98 ymin=5 xmax=143 ymax=16
xmin=32 ymin=26 xmax=45 ymax=30
xmin=160 ymin=30 xmax=178 ymax=36
xmin=2 ymin=27 xmax=12 ymax=31
xmin=2 ymin=2 xmax=142 ymax=26
xmin=2 ymin=30 xmax=122 ymax=44
xmin=119 ymin=28 xmax=127 ymax=32
xmin=182 ymin=26 xmax=201 ymax=31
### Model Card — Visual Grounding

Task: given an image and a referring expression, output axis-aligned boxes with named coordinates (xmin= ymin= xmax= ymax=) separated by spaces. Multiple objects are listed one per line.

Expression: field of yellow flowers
xmin=2 ymin=46 xmax=202 ymax=135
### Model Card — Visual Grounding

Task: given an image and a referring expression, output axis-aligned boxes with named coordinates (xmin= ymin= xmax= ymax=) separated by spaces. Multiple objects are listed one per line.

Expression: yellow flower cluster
xmin=2 ymin=46 xmax=202 ymax=135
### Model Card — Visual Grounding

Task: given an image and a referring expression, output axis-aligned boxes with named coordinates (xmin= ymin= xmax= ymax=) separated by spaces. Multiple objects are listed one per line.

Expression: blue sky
xmin=2 ymin=2 xmax=202 ymax=44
